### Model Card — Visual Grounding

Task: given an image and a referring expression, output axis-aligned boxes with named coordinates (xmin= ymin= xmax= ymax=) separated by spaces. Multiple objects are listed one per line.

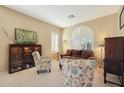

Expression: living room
xmin=0 ymin=3 xmax=124 ymax=89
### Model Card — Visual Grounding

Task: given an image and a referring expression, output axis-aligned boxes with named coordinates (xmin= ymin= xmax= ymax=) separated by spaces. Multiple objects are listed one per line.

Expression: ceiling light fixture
xmin=68 ymin=14 xmax=75 ymax=19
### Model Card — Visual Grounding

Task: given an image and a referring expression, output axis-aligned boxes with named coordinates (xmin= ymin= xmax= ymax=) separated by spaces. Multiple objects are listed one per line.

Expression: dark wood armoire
xmin=104 ymin=37 xmax=124 ymax=86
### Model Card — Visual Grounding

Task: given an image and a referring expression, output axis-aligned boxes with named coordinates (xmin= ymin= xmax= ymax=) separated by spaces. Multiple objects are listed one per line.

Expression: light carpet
xmin=0 ymin=60 xmax=119 ymax=87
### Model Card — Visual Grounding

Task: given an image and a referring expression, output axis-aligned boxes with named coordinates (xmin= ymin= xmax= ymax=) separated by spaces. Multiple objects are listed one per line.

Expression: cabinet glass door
xmin=23 ymin=47 xmax=34 ymax=69
xmin=10 ymin=47 xmax=23 ymax=73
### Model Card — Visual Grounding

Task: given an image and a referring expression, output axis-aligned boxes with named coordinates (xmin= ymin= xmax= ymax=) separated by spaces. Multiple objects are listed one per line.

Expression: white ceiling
xmin=5 ymin=5 xmax=120 ymax=28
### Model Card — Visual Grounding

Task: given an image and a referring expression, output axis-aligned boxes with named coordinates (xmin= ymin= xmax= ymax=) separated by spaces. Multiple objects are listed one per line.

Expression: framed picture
xmin=15 ymin=28 xmax=37 ymax=44
xmin=120 ymin=6 xmax=124 ymax=30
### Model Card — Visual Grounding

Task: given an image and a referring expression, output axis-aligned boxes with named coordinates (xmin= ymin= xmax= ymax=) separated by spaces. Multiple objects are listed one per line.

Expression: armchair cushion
xmin=71 ymin=50 xmax=82 ymax=57
xmin=81 ymin=50 xmax=90 ymax=59
xmin=66 ymin=49 xmax=73 ymax=56
xmin=87 ymin=50 xmax=94 ymax=57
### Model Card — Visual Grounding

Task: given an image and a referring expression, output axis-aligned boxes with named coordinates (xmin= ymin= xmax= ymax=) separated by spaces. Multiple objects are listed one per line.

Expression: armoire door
xmin=105 ymin=37 xmax=123 ymax=75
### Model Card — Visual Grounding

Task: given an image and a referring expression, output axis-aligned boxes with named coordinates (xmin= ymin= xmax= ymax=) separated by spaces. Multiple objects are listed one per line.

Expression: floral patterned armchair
xmin=60 ymin=58 xmax=97 ymax=87
xmin=32 ymin=51 xmax=51 ymax=74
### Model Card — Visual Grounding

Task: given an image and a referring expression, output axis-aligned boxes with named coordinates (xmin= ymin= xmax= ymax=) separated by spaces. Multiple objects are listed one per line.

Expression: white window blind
xmin=51 ymin=32 xmax=59 ymax=52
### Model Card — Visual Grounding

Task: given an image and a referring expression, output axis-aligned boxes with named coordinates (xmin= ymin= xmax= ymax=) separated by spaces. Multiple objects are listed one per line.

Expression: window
xmin=71 ymin=26 xmax=94 ymax=50
xmin=51 ymin=32 xmax=59 ymax=52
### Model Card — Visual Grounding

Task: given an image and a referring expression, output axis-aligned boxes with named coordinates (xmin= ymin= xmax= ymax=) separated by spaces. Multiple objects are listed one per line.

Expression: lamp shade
xmin=63 ymin=40 xmax=68 ymax=44
xmin=98 ymin=43 xmax=104 ymax=47
xmin=98 ymin=41 xmax=104 ymax=47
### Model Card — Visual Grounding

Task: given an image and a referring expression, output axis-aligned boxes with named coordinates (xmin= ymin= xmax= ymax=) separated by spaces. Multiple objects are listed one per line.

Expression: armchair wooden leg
xmin=49 ymin=69 xmax=51 ymax=73
xmin=37 ymin=71 xmax=40 ymax=74
xmin=104 ymin=72 xmax=107 ymax=83
xmin=59 ymin=63 xmax=62 ymax=70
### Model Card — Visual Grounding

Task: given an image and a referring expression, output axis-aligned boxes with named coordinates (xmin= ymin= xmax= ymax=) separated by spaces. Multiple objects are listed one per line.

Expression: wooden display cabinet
xmin=9 ymin=44 xmax=41 ymax=74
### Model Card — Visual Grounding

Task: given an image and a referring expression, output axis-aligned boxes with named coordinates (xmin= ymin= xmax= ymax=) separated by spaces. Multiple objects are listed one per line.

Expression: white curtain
xmin=51 ymin=32 xmax=59 ymax=52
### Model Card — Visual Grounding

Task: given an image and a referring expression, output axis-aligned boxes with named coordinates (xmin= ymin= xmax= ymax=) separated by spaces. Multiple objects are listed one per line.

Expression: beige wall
xmin=62 ymin=13 xmax=118 ymax=64
xmin=117 ymin=6 xmax=124 ymax=34
xmin=0 ymin=6 xmax=62 ymax=72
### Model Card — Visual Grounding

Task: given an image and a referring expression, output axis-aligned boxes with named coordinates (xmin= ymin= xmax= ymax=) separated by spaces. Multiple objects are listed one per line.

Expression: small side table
xmin=56 ymin=52 xmax=60 ymax=61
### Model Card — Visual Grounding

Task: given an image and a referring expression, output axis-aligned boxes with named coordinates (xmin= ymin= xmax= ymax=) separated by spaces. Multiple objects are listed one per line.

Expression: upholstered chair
xmin=32 ymin=51 xmax=51 ymax=74
xmin=60 ymin=59 xmax=97 ymax=87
